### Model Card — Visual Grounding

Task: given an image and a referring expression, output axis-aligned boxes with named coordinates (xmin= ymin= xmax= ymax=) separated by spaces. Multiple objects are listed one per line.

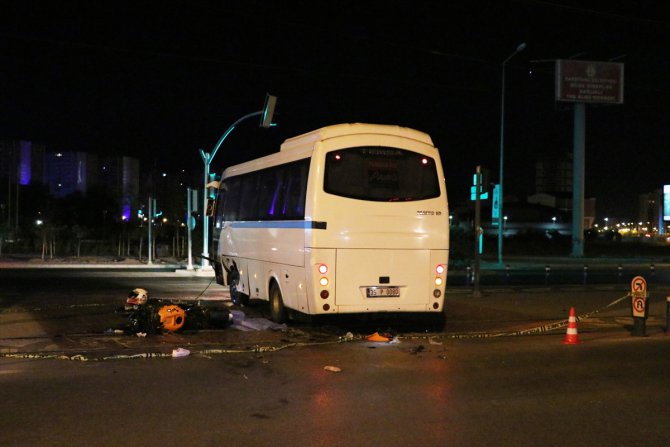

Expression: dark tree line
xmin=0 ymin=183 xmax=197 ymax=260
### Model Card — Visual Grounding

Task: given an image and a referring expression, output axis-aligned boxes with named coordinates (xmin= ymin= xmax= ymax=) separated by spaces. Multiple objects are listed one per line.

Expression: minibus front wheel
xmin=227 ymin=269 xmax=249 ymax=306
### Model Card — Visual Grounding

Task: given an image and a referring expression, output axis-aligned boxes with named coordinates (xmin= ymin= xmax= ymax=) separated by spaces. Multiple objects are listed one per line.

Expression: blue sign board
xmin=492 ymin=184 xmax=500 ymax=220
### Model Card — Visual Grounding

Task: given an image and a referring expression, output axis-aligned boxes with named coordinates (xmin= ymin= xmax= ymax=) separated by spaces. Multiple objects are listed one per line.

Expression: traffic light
xmin=470 ymin=168 xmax=490 ymax=201
xmin=260 ymin=94 xmax=277 ymax=128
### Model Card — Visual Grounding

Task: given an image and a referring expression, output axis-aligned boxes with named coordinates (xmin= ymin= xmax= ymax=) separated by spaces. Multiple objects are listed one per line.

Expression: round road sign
xmin=631 ymin=276 xmax=647 ymax=294
xmin=632 ymin=295 xmax=646 ymax=317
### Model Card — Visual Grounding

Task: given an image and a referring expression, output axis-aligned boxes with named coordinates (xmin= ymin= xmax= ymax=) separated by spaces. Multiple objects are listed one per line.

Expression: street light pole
xmin=199 ymin=95 xmax=277 ymax=269
xmin=498 ymin=42 xmax=526 ymax=265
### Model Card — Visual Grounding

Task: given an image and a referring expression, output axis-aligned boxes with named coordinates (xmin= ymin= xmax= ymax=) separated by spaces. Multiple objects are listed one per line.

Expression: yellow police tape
xmin=0 ymin=340 xmax=347 ymax=362
xmin=403 ymin=293 xmax=631 ymax=340
xmin=0 ymin=302 xmax=112 ymax=314
xmin=0 ymin=294 xmax=631 ymax=361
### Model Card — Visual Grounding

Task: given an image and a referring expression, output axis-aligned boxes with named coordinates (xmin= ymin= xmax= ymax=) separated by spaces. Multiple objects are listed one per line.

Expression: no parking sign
xmin=631 ymin=276 xmax=648 ymax=319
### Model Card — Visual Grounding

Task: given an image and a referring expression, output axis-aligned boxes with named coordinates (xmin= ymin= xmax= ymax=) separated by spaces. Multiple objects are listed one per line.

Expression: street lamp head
xmin=516 ymin=42 xmax=527 ymax=52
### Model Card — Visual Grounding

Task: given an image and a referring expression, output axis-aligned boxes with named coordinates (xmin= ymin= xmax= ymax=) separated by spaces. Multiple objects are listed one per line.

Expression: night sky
xmin=2 ymin=1 xmax=669 ymax=217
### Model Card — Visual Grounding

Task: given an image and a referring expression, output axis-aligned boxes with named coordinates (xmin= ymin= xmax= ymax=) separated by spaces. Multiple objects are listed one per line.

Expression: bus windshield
xmin=324 ymin=146 xmax=440 ymax=202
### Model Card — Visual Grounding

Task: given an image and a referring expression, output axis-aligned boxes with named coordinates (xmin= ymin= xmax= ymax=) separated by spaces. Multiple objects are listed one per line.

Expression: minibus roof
xmin=280 ymin=123 xmax=433 ymax=152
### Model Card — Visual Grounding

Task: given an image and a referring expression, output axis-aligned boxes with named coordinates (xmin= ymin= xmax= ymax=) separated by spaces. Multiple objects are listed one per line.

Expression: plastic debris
xmin=366 ymin=332 xmax=391 ymax=342
xmin=136 ymin=332 xmax=147 ymax=338
xmin=240 ymin=318 xmax=287 ymax=331
xmin=339 ymin=332 xmax=355 ymax=342
xmin=323 ymin=365 xmax=342 ymax=373
xmin=230 ymin=310 xmax=287 ymax=332
xmin=230 ymin=309 xmax=246 ymax=322
xmin=172 ymin=348 xmax=190 ymax=358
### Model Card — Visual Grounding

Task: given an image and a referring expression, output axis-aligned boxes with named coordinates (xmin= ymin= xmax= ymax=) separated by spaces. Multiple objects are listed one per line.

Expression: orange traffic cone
xmin=562 ymin=307 xmax=581 ymax=344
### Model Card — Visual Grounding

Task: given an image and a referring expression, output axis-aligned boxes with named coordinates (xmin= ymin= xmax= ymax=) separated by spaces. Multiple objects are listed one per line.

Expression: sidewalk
xmin=480 ymin=255 xmax=670 ymax=271
xmin=0 ymin=255 xmax=217 ymax=276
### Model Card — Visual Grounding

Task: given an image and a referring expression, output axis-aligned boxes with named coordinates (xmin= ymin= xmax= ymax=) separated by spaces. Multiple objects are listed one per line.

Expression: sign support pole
xmin=631 ymin=276 xmax=648 ymax=337
xmin=186 ymin=188 xmax=194 ymax=271
xmin=147 ymin=197 xmax=153 ymax=265
xmin=571 ymin=102 xmax=585 ymax=257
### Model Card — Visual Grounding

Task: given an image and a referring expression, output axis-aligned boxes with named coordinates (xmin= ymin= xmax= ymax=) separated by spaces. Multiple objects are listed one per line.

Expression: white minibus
xmin=211 ymin=123 xmax=449 ymax=323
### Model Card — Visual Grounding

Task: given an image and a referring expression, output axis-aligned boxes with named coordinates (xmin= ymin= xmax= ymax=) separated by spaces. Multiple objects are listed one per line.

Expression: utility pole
xmin=186 ymin=188 xmax=196 ymax=270
xmin=147 ymin=197 xmax=155 ymax=265
xmin=498 ymin=42 xmax=527 ymax=265
xmin=473 ymin=166 xmax=483 ymax=297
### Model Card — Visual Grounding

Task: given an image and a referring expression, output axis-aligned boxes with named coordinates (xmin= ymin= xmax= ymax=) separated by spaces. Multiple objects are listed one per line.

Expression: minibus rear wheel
xmin=269 ymin=281 xmax=287 ymax=323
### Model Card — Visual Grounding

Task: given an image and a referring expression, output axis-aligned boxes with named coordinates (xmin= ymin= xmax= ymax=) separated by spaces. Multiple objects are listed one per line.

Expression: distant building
xmin=527 ymin=192 xmax=558 ymax=208
xmin=533 ymin=152 xmax=596 ymax=228
xmin=535 ymin=152 xmax=572 ymax=210
xmin=0 ymin=139 xmax=46 ymax=230
xmin=0 ymin=139 xmax=45 ymax=185
xmin=638 ymin=189 xmax=662 ymax=233
xmin=99 ymin=156 xmax=140 ymax=220
xmin=584 ymin=198 xmax=596 ymax=229
xmin=44 ymin=151 xmax=99 ymax=198
xmin=2 ymin=142 xmax=143 ymax=228
xmin=44 ymin=151 xmax=141 ymax=220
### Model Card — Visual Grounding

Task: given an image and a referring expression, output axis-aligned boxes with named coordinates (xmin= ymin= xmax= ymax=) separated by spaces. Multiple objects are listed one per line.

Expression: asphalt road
xmin=1 ymin=272 xmax=669 ymax=446
xmin=2 ymin=329 xmax=669 ymax=446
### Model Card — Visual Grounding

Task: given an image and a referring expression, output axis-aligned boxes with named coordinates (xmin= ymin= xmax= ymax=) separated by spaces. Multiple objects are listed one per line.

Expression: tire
xmin=227 ymin=270 xmax=250 ymax=306
xmin=213 ymin=262 xmax=224 ymax=285
xmin=269 ymin=282 xmax=287 ymax=323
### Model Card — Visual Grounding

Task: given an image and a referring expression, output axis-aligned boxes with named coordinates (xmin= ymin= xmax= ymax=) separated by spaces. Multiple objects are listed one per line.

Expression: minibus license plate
xmin=366 ymin=287 xmax=400 ymax=298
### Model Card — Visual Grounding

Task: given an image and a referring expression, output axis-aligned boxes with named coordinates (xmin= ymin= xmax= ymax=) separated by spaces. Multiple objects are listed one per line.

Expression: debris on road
xmin=409 ymin=345 xmax=425 ymax=355
xmin=230 ymin=309 xmax=287 ymax=332
xmin=171 ymin=348 xmax=190 ymax=358
xmin=339 ymin=332 xmax=355 ymax=342
xmin=366 ymin=332 xmax=391 ymax=342
xmin=323 ymin=365 xmax=342 ymax=373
